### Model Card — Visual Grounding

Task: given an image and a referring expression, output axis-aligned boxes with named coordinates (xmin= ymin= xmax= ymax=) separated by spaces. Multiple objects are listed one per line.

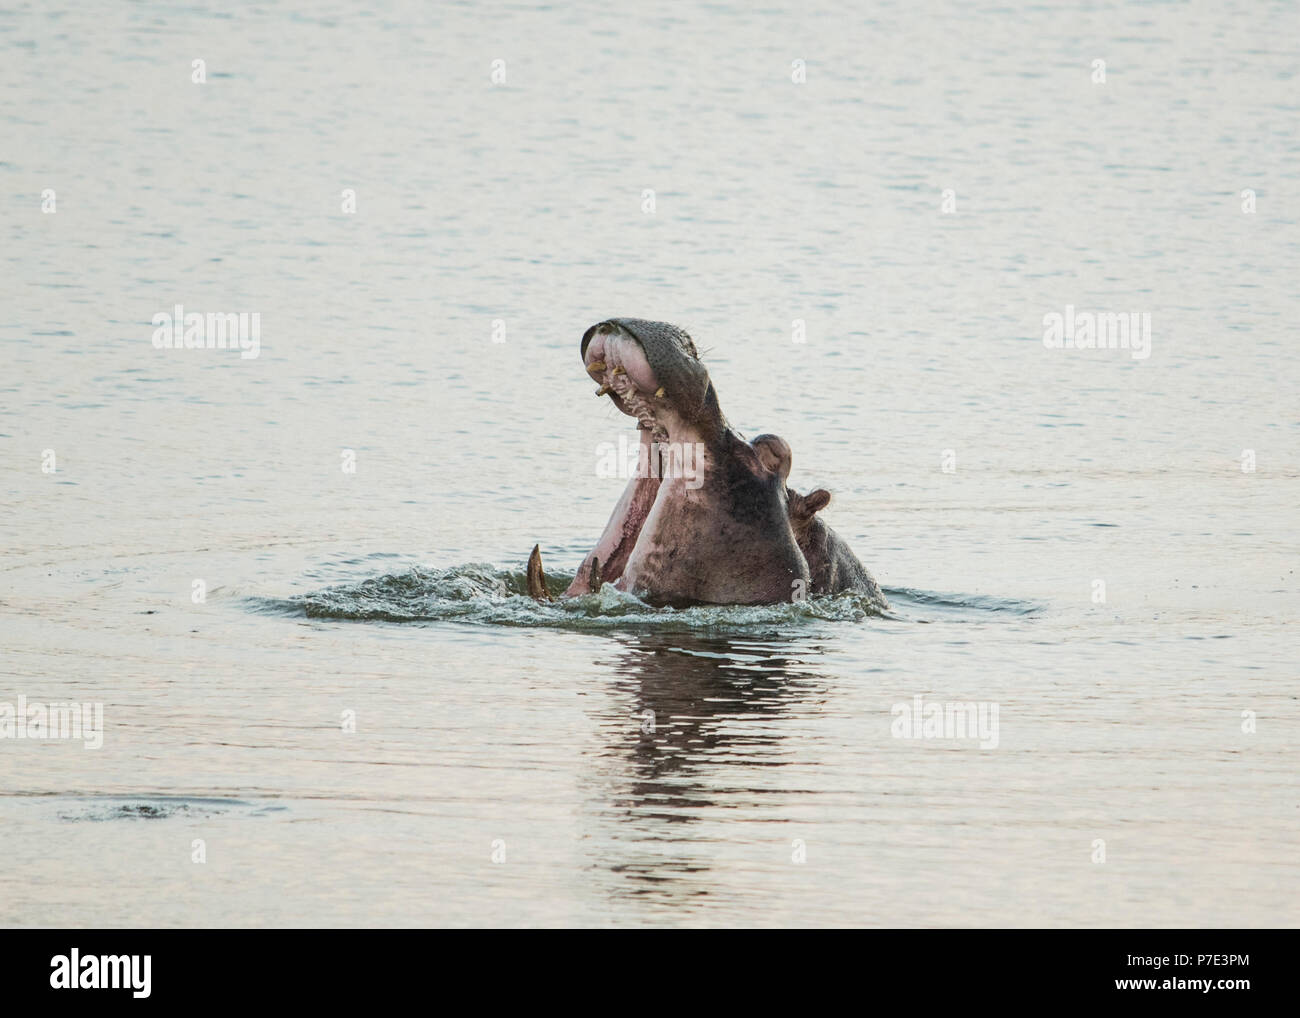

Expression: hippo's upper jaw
xmin=579 ymin=318 xmax=724 ymax=445
xmin=526 ymin=319 xmax=885 ymax=608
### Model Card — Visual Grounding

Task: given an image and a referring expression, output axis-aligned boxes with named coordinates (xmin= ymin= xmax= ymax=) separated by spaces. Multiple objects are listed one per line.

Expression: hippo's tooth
xmin=654 ymin=386 xmax=666 ymax=398
xmin=586 ymin=361 xmax=606 ymax=373
xmin=527 ymin=544 xmax=552 ymax=602
xmin=612 ymin=366 xmax=626 ymax=375
xmin=595 ymin=384 xmax=611 ymax=396
xmin=589 ymin=556 xmax=602 ymax=590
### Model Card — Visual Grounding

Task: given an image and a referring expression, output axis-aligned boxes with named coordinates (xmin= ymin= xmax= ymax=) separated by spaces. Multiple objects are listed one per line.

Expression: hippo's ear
xmin=750 ymin=434 xmax=792 ymax=480
xmin=803 ymin=488 xmax=831 ymax=514
xmin=790 ymin=488 xmax=831 ymax=520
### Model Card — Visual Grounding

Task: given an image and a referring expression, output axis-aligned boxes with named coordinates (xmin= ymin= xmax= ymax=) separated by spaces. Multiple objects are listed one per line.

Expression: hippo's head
xmin=786 ymin=485 xmax=832 ymax=542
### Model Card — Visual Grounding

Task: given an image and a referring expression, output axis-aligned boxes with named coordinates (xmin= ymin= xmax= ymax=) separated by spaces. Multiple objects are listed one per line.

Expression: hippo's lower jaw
xmin=557 ymin=429 xmax=663 ymax=597
xmin=528 ymin=319 xmax=886 ymax=608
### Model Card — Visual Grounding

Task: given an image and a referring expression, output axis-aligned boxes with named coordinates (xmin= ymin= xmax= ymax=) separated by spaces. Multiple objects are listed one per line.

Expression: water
xmin=2 ymin=0 xmax=1297 ymax=927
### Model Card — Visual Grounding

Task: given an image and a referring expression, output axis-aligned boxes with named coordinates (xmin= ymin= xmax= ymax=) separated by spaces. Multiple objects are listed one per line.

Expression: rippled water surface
xmin=2 ymin=1 xmax=1298 ymax=927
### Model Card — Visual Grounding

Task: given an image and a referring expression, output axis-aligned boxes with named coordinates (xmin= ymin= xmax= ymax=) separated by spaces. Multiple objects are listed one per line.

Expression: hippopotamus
xmin=527 ymin=318 xmax=885 ymax=608
xmin=787 ymin=486 xmax=886 ymax=602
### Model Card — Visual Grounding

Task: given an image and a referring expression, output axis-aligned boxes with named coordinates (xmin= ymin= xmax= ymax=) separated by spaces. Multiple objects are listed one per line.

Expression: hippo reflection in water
xmin=527 ymin=318 xmax=886 ymax=608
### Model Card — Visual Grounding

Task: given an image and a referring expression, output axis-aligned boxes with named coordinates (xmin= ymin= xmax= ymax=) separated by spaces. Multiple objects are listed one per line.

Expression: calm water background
xmin=2 ymin=0 xmax=1297 ymax=927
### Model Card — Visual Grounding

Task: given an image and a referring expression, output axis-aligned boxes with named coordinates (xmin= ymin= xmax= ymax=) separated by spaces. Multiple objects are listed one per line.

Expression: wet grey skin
xmin=527 ymin=318 xmax=886 ymax=608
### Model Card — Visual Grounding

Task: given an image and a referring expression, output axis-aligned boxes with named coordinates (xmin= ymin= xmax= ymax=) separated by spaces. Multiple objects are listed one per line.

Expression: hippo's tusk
xmin=595 ymin=384 xmax=611 ymax=396
xmin=654 ymin=386 xmax=665 ymax=398
xmin=527 ymin=544 xmax=552 ymax=601
xmin=588 ymin=555 xmax=602 ymax=590
xmin=612 ymin=366 xmax=626 ymax=375
xmin=586 ymin=361 xmax=606 ymax=373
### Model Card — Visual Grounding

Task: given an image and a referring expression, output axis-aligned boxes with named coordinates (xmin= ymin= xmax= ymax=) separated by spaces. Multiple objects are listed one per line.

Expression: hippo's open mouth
xmin=556 ymin=319 xmax=714 ymax=595
xmin=528 ymin=318 xmax=886 ymax=608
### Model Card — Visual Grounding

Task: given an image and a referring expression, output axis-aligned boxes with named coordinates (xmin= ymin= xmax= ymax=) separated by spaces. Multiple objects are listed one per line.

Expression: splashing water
xmin=248 ymin=563 xmax=1036 ymax=631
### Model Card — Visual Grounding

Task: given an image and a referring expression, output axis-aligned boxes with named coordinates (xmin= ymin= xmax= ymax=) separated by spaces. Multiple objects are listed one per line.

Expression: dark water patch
xmin=51 ymin=796 xmax=263 ymax=823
